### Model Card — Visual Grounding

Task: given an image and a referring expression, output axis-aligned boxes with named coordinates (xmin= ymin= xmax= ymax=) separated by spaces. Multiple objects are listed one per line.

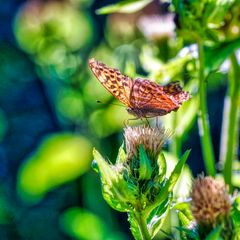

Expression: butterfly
xmin=89 ymin=58 xmax=190 ymax=118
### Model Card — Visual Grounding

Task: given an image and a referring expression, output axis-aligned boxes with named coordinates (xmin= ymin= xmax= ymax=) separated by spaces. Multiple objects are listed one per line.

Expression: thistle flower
xmin=93 ymin=124 xmax=190 ymax=239
xmin=124 ymin=125 xmax=171 ymax=160
xmin=191 ymin=176 xmax=231 ymax=228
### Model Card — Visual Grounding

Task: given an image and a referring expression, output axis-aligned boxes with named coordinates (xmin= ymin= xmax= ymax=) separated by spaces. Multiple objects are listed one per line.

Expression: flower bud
xmin=191 ymin=176 xmax=231 ymax=228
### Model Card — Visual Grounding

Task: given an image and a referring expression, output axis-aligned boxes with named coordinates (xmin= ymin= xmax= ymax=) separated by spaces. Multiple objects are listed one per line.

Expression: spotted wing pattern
xmin=88 ymin=58 xmax=132 ymax=106
xmin=130 ymin=78 xmax=182 ymax=117
xmin=89 ymin=58 xmax=191 ymax=118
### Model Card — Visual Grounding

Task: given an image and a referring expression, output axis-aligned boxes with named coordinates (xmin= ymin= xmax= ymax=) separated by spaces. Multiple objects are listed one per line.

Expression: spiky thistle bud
xmin=93 ymin=124 xmax=190 ymax=239
xmin=124 ymin=125 xmax=171 ymax=161
xmin=191 ymin=176 xmax=231 ymax=228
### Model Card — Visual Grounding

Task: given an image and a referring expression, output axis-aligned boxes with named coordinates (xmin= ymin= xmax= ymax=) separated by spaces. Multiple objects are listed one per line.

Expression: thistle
xmin=93 ymin=125 xmax=190 ymax=240
xmin=191 ymin=176 xmax=232 ymax=238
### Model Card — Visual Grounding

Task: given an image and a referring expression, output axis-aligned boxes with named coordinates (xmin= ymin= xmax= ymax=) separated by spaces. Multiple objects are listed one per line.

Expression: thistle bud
xmin=191 ymin=176 xmax=231 ymax=228
xmin=124 ymin=125 xmax=171 ymax=161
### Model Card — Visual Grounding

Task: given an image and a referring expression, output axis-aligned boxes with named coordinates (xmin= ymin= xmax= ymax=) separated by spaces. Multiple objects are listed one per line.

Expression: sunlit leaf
xmin=18 ymin=134 xmax=92 ymax=203
xmin=173 ymin=202 xmax=193 ymax=226
xmin=165 ymin=150 xmax=191 ymax=193
xmin=93 ymin=149 xmax=137 ymax=212
xmin=128 ymin=212 xmax=142 ymax=240
xmin=163 ymin=151 xmax=193 ymax=198
xmin=157 ymin=153 xmax=167 ymax=182
xmin=116 ymin=144 xmax=127 ymax=164
xmin=204 ymin=0 xmax=234 ymax=28
xmin=147 ymin=194 xmax=172 ymax=238
xmin=96 ymin=0 xmax=153 ymax=14
xmin=231 ymin=195 xmax=240 ymax=228
xmin=205 ymin=38 xmax=240 ymax=72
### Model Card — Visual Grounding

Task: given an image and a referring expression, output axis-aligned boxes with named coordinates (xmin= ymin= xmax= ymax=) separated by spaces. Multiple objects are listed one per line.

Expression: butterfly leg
xmin=124 ymin=118 xmax=139 ymax=126
xmin=144 ymin=118 xmax=150 ymax=126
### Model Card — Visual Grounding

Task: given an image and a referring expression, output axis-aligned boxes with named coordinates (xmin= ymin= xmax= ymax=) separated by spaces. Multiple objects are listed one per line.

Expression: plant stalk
xmin=171 ymin=112 xmax=182 ymax=157
xmin=134 ymin=210 xmax=151 ymax=240
xmin=197 ymin=41 xmax=216 ymax=176
xmin=221 ymin=53 xmax=240 ymax=191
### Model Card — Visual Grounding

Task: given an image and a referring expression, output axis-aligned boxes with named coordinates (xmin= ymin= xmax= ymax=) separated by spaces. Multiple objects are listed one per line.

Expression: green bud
xmin=93 ymin=149 xmax=138 ymax=212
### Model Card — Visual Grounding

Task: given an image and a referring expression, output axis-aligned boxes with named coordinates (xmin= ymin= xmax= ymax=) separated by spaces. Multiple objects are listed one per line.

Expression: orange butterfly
xmin=89 ymin=58 xmax=190 ymax=118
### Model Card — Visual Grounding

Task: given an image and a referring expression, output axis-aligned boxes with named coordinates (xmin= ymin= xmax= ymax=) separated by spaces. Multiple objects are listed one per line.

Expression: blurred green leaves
xmin=15 ymin=1 xmax=93 ymax=54
xmin=18 ymin=133 xmax=92 ymax=203
xmin=173 ymin=0 xmax=240 ymax=44
xmin=60 ymin=207 xmax=126 ymax=240
xmin=0 ymin=109 xmax=7 ymax=142
xmin=205 ymin=38 xmax=240 ymax=72
xmin=96 ymin=0 xmax=153 ymax=14
xmin=14 ymin=0 xmax=94 ymax=81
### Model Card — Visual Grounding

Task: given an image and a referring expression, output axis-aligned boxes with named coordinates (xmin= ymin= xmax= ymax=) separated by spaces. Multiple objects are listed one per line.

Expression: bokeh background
xmin=0 ymin=0 xmax=239 ymax=239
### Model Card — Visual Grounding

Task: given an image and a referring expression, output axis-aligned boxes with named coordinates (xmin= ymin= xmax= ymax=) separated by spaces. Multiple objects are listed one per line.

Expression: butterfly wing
xmin=162 ymin=81 xmax=190 ymax=104
xmin=130 ymin=78 xmax=190 ymax=117
xmin=89 ymin=58 xmax=133 ymax=106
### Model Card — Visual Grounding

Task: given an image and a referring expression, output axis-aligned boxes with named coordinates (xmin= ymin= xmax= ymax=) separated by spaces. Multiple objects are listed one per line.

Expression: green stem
xmin=134 ymin=210 xmax=151 ymax=240
xmin=171 ymin=112 xmax=182 ymax=157
xmin=197 ymin=41 xmax=216 ymax=176
xmin=222 ymin=53 xmax=240 ymax=192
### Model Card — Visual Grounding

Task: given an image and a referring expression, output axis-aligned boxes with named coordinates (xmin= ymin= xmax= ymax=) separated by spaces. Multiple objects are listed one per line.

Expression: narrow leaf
xmin=205 ymin=38 xmax=240 ymax=72
xmin=205 ymin=226 xmax=223 ymax=240
xmin=147 ymin=194 xmax=172 ymax=238
xmin=116 ymin=143 xmax=127 ymax=164
xmin=139 ymin=145 xmax=152 ymax=180
xmin=96 ymin=0 xmax=153 ymax=14
xmin=144 ymin=150 xmax=191 ymax=223
xmin=157 ymin=153 xmax=167 ymax=182
xmin=166 ymin=149 xmax=191 ymax=193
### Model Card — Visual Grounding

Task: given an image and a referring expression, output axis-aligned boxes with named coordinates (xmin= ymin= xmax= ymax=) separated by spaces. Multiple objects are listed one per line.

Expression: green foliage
xmin=205 ymin=226 xmax=223 ymax=240
xmin=2 ymin=0 xmax=240 ymax=239
xmin=18 ymin=134 xmax=92 ymax=203
xmin=93 ymin=142 xmax=191 ymax=239
xmin=93 ymin=149 xmax=138 ymax=212
xmin=139 ymin=145 xmax=153 ymax=180
xmin=205 ymin=38 xmax=240 ymax=72
xmin=60 ymin=207 xmax=126 ymax=240
xmin=96 ymin=0 xmax=153 ymax=14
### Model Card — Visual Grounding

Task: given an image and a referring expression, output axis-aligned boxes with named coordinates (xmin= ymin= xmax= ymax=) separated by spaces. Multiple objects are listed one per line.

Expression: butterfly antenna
xmin=96 ymin=100 xmax=125 ymax=108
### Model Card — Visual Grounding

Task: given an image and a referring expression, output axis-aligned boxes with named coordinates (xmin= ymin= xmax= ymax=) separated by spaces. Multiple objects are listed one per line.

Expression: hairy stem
xmin=197 ymin=41 xmax=216 ymax=176
xmin=221 ymin=53 xmax=240 ymax=191
xmin=134 ymin=210 xmax=151 ymax=240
